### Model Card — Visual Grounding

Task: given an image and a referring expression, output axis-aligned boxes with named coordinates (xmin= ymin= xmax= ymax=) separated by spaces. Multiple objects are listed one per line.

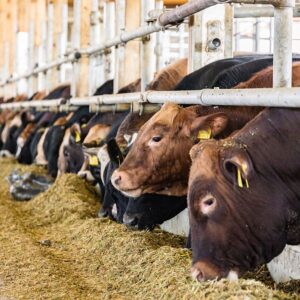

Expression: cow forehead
xmin=190 ymin=142 xmax=220 ymax=181
xmin=140 ymin=103 xmax=192 ymax=134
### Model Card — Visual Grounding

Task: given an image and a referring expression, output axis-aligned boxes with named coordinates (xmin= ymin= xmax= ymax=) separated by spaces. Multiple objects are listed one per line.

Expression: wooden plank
xmin=46 ymin=1 xmax=54 ymax=92
xmin=36 ymin=0 xmax=47 ymax=91
xmin=1 ymin=0 xmax=10 ymax=97
xmin=76 ymin=0 xmax=92 ymax=96
xmin=0 ymin=0 xmax=7 ymax=76
xmin=9 ymin=0 xmax=18 ymax=95
xmin=35 ymin=0 xmax=46 ymax=47
xmin=122 ymin=0 xmax=141 ymax=88
xmin=28 ymin=0 xmax=38 ymax=96
xmin=51 ymin=0 xmax=67 ymax=88
xmin=18 ymin=0 xmax=30 ymax=32
xmin=16 ymin=0 xmax=30 ymax=95
xmin=113 ymin=0 xmax=125 ymax=92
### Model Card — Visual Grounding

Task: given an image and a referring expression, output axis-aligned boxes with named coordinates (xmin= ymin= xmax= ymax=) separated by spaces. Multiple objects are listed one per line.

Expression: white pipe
xmin=71 ymin=0 xmax=82 ymax=97
xmin=224 ymin=4 xmax=233 ymax=58
xmin=140 ymin=0 xmax=156 ymax=91
xmin=2 ymin=88 xmax=300 ymax=111
xmin=273 ymin=6 xmax=293 ymax=88
xmin=46 ymin=2 xmax=54 ymax=94
xmin=234 ymin=5 xmax=300 ymax=18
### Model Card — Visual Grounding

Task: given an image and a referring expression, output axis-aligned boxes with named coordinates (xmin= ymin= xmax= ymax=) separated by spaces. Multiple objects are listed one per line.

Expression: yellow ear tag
xmin=75 ymin=131 xmax=81 ymax=143
xmin=197 ymin=128 xmax=212 ymax=140
xmin=89 ymin=155 xmax=99 ymax=166
xmin=237 ymin=168 xmax=243 ymax=188
xmin=237 ymin=168 xmax=249 ymax=189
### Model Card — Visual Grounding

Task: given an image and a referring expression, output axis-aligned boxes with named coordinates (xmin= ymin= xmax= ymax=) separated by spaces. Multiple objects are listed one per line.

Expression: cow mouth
xmin=119 ymin=187 xmax=143 ymax=198
xmin=191 ymin=262 xmax=239 ymax=282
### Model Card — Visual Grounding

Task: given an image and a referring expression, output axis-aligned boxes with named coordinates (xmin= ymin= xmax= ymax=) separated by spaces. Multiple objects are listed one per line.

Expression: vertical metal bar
xmin=90 ymin=0 xmax=100 ymax=95
xmin=60 ymin=1 xmax=68 ymax=83
xmin=114 ymin=0 xmax=126 ymax=93
xmin=235 ymin=18 xmax=239 ymax=53
xmin=155 ymin=0 xmax=164 ymax=72
xmin=273 ymin=6 xmax=293 ymax=88
xmin=38 ymin=17 xmax=47 ymax=91
xmin=28 ymin=9 xmax=35 ymax=97
xmin=224 ymin=3 xmax=233 ymax=58
xmin=140 ymin=0 xmax=156 ymax=91
xmin=269 ymin=18 xmax=273 ymax=53
xmin=104 ymin=0 xmax=115 ymax=82
xmin=71 ymin=0 xmax=81 ymax=97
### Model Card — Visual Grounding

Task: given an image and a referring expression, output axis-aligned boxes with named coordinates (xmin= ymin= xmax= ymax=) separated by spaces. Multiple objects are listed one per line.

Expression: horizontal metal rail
xmin=1 ymin=88 xmax=300 ymax=112
xmin=234 ymin=5 xmax=300 ymax=18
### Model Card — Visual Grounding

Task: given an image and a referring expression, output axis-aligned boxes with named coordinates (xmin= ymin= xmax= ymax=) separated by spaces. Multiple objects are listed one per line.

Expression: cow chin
xmin=120 ymin=188 xmax=143 ymax=198
xmin=191 ymin=260 xmax=238 ymax=282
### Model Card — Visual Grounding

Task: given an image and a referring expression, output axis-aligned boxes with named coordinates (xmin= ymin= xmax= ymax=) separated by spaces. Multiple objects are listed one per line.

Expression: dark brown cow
xmin=111 ymin=103 xmax=262 ymax=197
xmin=188 ymin=107 xmax=300 ymax=281
xmin=235 ymin=61 xmax=300 ymax=88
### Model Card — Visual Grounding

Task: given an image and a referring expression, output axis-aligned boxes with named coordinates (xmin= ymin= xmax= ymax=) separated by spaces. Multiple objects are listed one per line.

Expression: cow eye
xmin=152 ymin=136 xmax=162 ymax=142
xmin=64 ymin=150 xmax=69 ymax=158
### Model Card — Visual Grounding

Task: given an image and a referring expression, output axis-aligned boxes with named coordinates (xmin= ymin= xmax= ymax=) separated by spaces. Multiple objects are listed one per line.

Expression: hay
xmin=0 ymin=158 xmax=299 ymax=300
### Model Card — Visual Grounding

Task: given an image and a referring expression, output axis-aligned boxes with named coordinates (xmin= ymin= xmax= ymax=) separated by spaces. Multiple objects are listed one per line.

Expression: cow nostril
xmin=191 ymin=266 xmax=204 ymax=282
xmin=98 ymin=207 xmax=108 ymax=218
xmin=114 ymin=175 xmax=122 ymax=186
xmin=123 ymin=213 xmax=138 ymax=227
xmin=196 ymin=270 xmax=204 ymax=282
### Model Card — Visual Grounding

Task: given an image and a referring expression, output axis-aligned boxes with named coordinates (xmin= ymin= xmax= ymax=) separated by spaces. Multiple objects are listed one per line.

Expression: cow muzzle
xmin=191 ymin=261 xmax=234 ymax=282
xmin=111 ymin=169 xmax=142 ymax=198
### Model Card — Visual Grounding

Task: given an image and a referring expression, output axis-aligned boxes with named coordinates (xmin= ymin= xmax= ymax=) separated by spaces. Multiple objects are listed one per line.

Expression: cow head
xmin=123 ymin=194 xmax=187 ymax=230
xmin=188 ymin=139 xmax=290 ymax=281
xmin=111 ymin=103 xmax=228 ymax=198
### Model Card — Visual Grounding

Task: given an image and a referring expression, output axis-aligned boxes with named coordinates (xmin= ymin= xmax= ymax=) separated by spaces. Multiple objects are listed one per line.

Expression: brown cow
xmin=235 ymin=61 xmax=300 ymax=88
xmin=111 ymin=103 xmax=262 ymax=197
xmin=188 ymin=107 xmax=300 ymax=281
xmin=147 ymin=58 xmax=187 ymax=91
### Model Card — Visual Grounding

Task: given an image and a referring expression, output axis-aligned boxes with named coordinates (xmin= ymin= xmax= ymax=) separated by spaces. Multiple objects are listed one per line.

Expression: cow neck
xmin=142 ymin=179 xmax=188 ymax=197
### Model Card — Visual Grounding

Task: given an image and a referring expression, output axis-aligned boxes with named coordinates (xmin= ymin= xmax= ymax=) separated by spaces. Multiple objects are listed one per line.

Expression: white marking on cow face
xmin=226 ymin=270 xmax=239 ymax=281
xmin=78 ymin=170 xmax=95 ymax=182
xmin=126 ymin=132 xmax=138 ymax=148
xmin=0 ymin=150 xmax=14 ymax=158
xmin=15 ymin=146 xmax=22 ymax=158
xmin=112 ymin=204 xmax=118 ymax=219
xmin=98 ymin=145 xmax=110 ymax=185
xmin=123 ymin=134 xmax=131 ymax=143
xmin=35 ymin=128 xmax=49 ymax=165
xmin=16 ymin=137 xmax=25 ymax=158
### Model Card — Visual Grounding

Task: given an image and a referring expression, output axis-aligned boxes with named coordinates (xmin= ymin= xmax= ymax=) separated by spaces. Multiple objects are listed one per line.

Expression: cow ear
xmin=70 ymin=123 xmax=81 ymax=144
xmin=190 ymin=112 xmax=229 ymax=139
xmin=223 ymin=149 xmax=253 ymax=188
